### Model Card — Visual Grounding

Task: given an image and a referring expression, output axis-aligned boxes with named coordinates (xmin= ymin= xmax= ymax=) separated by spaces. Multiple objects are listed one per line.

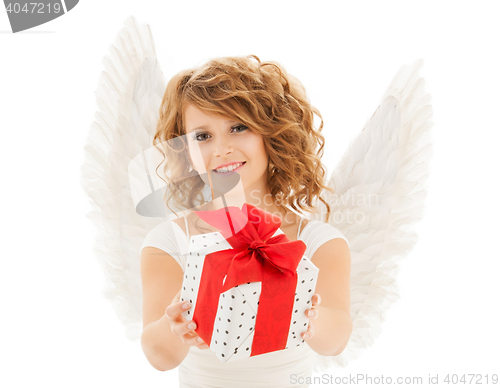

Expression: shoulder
xmin=298 ymin=220 xmax=350 ymax=263
xmin=307 ymin=222 xmax=350 ymax=259
xmin=142 ymin=220 xmax=175 ymax=241
xmin=140 ymin=218 xmax=189 ymax=259
xmin=142 ymin=217 xmax=186 ymax=241
xmin=308 ymin=222 xmax=350 ymax=276
xmin=302 ymin=220 xmax=350 ymax=248
xmin=142 ymin=221 xmax=169 ymax=243
xmin=312 ymin=237 xmax=350 ymax=263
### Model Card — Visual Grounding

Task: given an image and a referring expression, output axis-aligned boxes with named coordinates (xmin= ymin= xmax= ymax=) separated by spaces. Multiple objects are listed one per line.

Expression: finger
xmin=171 ymin=319 xmax=197 ymax=338
xmin=305 ymin=308 xmax=318 ymax=319
xmin=302 ymin=321 xmax=315 ymax=340
xmin=182 ymin=331 xmax=206 ymax=347
xmin=193 ymin=335 xmax=210 ymax=349
xmin=196 ymin=342 xmax=211 ymax=350
xmin=165 ymin=300 xmax=191 ymax=321
xmin=181 ymin=330 xmax=209 ymax=349
xmin=311 ymin=293 xmax=321 ymax=307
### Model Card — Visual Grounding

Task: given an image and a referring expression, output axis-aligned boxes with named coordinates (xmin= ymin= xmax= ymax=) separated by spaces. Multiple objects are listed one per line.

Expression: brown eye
xmin=231 ymin=125 xmax=248 ymax=133
xmin=195 ymin=133 xmax=210 ymax=141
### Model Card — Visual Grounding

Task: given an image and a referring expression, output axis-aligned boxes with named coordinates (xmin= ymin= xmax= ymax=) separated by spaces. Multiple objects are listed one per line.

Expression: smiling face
xmin=184 ymin=104 xmax=270 ymax=197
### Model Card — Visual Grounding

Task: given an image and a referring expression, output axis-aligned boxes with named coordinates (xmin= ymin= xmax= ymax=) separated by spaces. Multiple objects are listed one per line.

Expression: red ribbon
xmin=191 ymin=203 xmax=306 ymax=357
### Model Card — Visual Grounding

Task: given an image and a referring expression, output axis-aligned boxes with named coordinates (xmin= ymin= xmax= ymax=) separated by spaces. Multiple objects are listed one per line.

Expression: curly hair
xmin=153 ymin=55 xmax=334 ymax=225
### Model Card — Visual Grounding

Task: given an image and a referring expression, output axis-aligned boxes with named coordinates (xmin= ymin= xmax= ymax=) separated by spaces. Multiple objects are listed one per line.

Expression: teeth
xmin=215 ymin=162 xmax=244 ymax=173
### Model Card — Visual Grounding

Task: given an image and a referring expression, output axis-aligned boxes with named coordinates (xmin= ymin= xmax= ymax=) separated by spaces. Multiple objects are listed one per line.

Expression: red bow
xmin=192 ymin=203 xmax=306 ymax=357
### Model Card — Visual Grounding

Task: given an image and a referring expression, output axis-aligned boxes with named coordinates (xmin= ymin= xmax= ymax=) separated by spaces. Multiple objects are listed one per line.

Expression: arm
xmin=140 ymin=247 xmax=191 ymax=371
xmin=303 ymin=238 xmax=353 ymax=356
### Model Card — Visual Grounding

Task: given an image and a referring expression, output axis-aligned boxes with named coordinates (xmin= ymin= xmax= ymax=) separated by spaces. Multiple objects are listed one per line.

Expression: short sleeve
xmin=140 ymin=221 xmax=190 ymax=271
xmin=299 ymin=220 xmax=350 ymax=260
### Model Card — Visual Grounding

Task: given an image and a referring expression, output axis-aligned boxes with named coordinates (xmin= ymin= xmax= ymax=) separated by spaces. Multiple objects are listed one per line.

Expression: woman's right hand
xmin=165 ymin=289 xmax=210 ymax=350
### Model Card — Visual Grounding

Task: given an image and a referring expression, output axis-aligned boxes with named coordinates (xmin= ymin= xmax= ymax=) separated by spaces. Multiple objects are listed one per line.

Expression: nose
xmin=213 ymin=136 xmax=234 ymax=158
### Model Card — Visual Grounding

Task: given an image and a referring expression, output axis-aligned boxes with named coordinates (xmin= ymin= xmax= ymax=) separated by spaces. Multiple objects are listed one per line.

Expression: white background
xmin=1 ymin=1 xmax=499 ymax=387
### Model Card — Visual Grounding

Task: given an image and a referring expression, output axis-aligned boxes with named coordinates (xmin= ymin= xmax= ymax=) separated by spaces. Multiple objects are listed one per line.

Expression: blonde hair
xmin=153 ymin=55 xmax=333 ymax=224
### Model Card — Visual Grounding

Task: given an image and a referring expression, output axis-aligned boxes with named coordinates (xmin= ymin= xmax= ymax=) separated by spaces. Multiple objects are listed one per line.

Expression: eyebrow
xmin=186 ymin=125 xmax=208 ymax=134
xmin=186 ymin=120 xmax=240 ymax=134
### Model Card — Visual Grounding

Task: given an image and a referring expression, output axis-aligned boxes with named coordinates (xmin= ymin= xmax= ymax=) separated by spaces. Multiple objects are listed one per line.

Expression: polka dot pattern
xmin=212 ymin=281 xmax=262 ymax=362
xmin=180 ymin=232 xmax=231 ymax=322
xmin=284 ymin=255 xmax=319 ymax=349
xmin=180 ymin=229 xmax=319 ymax=363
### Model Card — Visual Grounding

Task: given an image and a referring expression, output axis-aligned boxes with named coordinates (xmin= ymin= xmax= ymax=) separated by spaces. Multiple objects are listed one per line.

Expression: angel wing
xmin=310 ymin=60 xmax=434 ymax=371
xmin=81 ymin=15 xmax=433 ymax=372
xmin=80 ymin=16 xmax=167 ymax=340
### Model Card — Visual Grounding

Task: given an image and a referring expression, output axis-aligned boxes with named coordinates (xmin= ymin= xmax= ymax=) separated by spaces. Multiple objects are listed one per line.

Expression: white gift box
xmin=180 ymin=230 xmax=319 ymax=363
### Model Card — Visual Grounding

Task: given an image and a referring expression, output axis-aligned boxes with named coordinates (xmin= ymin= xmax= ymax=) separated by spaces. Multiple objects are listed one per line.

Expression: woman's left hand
xmin=302 ymin=293 xmax=321 ymax=341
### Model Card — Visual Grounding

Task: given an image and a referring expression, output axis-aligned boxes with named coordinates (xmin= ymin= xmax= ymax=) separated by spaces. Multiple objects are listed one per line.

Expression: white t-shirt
xmin=140 ymin=216 xmax=349 ymax=388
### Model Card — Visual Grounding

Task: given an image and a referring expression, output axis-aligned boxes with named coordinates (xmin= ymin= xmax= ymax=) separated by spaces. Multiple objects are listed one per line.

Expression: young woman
xmin=139 ymin=55 xmax=352 ymax=387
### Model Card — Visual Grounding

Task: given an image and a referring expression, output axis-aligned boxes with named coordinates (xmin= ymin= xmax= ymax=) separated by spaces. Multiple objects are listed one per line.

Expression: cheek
xmin=187 ymin=142 xmax=208 ymax=171
xmin=243 ymin=133 xmax=267 ymax=159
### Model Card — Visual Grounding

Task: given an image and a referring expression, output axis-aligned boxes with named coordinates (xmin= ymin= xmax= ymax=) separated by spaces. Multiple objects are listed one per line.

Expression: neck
xmin=210 ymin=180 xmax=287 ymax=220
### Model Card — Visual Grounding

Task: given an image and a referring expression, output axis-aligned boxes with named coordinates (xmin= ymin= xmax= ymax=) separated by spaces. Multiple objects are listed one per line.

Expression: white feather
xmin=81 ymin=17 xmax=434 ymax=372
xmin=311 ymin=59 xmax=433 ymax=371
xmin=80 ymin=16 xmax=167 ymax=341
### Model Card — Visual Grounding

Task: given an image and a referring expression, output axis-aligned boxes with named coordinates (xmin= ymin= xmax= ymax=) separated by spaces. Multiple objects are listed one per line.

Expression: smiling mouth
xmin=213 ymin=162 xmax=246 ymax=174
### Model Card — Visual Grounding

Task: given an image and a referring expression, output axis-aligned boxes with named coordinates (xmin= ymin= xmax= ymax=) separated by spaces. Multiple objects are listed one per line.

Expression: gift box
xmin=180 ymin=203 xmax=319 ymax=363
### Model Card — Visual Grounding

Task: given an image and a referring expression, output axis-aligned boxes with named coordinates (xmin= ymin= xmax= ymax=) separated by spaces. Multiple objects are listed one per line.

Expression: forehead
xmin=184 ymin=104 xmax=237 ymax=133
